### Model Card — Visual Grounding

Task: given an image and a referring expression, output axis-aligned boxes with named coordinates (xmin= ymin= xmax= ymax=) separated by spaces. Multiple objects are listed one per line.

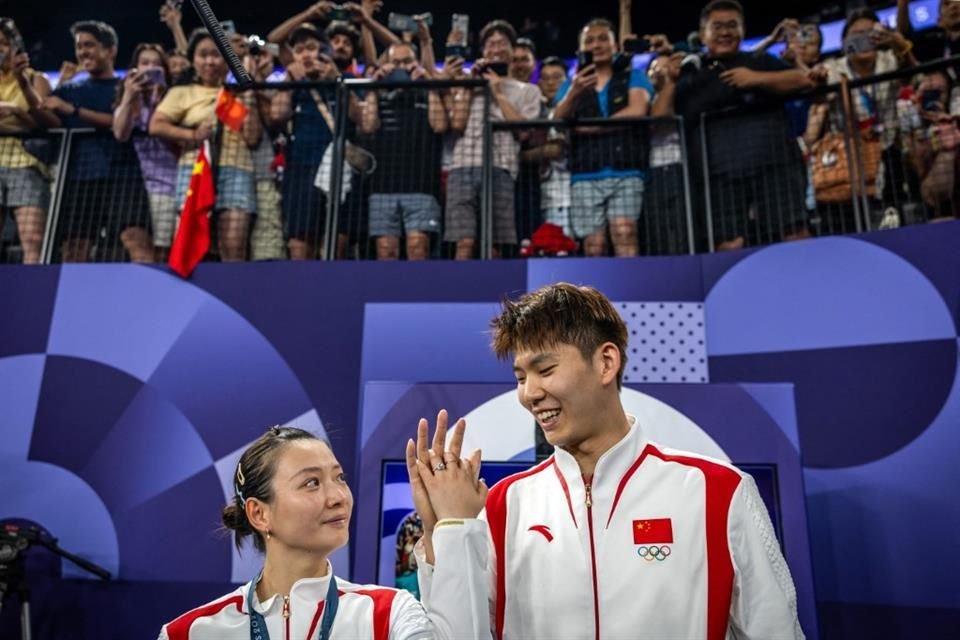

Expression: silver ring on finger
xmin=433 ymin=462 xmax=447 ymax=472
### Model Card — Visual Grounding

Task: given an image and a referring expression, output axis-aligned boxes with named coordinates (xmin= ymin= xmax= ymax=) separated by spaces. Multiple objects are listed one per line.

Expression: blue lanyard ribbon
xmin=248 ymin=572 xmax=339 ymax=640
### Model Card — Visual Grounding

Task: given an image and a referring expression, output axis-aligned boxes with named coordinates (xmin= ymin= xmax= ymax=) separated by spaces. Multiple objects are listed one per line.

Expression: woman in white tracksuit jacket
xmin=158 ymin=426 xmax=490 ymax=640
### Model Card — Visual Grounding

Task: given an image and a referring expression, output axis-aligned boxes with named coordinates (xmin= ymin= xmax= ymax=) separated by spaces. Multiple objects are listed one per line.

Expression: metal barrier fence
xmin=0 ymin=130 xmax=66 ymax=264
xmin=494 ymin=116 xmax=695 ymax=257
xmin=698 ymin=55 xmax=960 ymax=251
xmin=4 ymin=58 xmax=958 ymax=265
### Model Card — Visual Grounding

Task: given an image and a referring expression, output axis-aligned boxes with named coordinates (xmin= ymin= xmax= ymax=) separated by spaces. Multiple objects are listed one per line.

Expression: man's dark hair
xmin=842 ymin=9 xmax=880 ymax=40
xmin=70 ymin=20 xmax=118 ymax=49
xmin=540 ymin=55 xmax=568 ymax=72
xmin=515 ymin=37 xmax=537 ymax=57
xmin=288 ymin=23 xmax=325 ymax=48
xmin=387 ymin=40 xmax=419 ymax=59
xmin=699 ymin=0 xmax=745 ymax=29
xmin=479 ymin=20 xmax=517 ymax=48
xmin=325 ymin=21 xmax=361 ymax=54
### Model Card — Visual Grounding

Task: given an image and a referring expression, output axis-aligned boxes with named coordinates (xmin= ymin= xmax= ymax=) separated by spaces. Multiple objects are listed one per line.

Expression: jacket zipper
xmin=585 ymin=478 xmax=600 ymax=640
xmin=283 ymin=595 xmax=291 ymax=639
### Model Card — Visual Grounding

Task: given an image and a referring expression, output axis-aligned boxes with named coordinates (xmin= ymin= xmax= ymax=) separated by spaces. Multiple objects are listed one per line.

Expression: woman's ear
xmin=245 ymin=497 xmax=271 ymax=536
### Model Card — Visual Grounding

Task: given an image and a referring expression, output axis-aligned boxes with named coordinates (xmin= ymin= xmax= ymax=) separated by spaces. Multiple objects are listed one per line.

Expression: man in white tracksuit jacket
xmin=408 ymin=283 xmax=804 ymax=640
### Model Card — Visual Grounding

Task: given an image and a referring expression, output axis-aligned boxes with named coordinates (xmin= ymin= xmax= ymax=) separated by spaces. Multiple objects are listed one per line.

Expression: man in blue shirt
xmin=554 ymin=18 xmax=653 ymax=257
xmin=42 ymin=20 xmax=151 ymax=262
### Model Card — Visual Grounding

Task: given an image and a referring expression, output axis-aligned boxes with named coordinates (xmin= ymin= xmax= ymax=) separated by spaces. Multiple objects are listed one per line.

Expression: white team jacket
xmin=418 ymin=417 xmax=804 ymax=640
xmin=158 ymin=520 xmax=491 ymax=640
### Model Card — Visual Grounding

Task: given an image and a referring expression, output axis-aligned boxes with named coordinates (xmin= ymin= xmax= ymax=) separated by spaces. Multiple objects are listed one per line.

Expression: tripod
xmin=0 ymin=523 xmax=111 ymax=640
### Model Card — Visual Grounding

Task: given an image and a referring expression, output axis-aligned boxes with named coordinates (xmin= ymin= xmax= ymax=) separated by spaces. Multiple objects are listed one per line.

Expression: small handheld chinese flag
xmin=215 ymin=88 xmax=249 ymax=132
xmin=633 ymin=518 xmax=674 ymax=544
xmin=168 ymin=142 xmax=214 ymax=278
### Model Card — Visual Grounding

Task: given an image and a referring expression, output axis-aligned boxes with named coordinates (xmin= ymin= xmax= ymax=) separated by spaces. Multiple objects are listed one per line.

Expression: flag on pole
xmin=215 ymin=88 xmax=249 ymax=132
xmin=168 ymin=142 xmax=214 ymax=278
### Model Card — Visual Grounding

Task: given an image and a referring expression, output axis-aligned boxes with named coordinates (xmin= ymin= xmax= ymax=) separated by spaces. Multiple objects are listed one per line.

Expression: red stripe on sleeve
xmin=349 ymin=588 xmax=398 ymax=640
xmin=646 ymin=446 xmax=742 ymax=640
xmin=485 ymin=457 xmax=554 ymax=640
xmin=165 ymin=595 xmax=244 ymax=640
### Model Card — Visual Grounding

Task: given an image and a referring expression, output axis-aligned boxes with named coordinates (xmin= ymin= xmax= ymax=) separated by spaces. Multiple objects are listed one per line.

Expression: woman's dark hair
xmin=842 ymin=9 xmax=880 ymax=40
xmin=186 ymin=28 xmax=215 ymax=64
xmin=0 ymin=18 xmax=25 ymax=52
xmin=114 ymin=43 xmax=171 ymax=108
xmin=222 ymin=426 xmax=325 ymax=553
xmin=479 ymin=19 xmax=518 ymax=48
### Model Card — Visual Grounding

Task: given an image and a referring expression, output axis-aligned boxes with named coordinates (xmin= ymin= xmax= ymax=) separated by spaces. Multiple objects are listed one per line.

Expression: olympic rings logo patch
xmin=637 ymin=545 xmax=672 ymax=562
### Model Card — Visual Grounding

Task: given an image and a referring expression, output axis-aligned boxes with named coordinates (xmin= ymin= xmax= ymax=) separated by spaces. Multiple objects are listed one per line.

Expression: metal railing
xmin=3 ymin=58 xmax=958 ymax=264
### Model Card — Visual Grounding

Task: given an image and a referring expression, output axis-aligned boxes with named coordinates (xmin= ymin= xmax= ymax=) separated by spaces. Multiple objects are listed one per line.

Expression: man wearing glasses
xmin=658 ymin=0 xmax=813 ymax=251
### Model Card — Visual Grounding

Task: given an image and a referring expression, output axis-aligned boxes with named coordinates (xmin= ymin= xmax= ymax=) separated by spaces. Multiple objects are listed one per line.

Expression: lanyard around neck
xmin=247 ymin=572 xmax=339 ymax=640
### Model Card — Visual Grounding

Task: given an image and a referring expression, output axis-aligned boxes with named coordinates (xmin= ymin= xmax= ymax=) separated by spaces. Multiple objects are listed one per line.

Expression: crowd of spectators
xmin=0 ymin=0 xmax=958 ymax=264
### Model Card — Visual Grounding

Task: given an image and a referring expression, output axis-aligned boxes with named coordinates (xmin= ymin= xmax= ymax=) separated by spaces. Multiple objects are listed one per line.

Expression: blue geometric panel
xmin=711 ymin=339 xmax=957 ymax=468
xmin=618 ymin=302 xmax=708 ymax=383
xmin=0 ymin=266 xmax=60 ymax=358
xmin=46 ymin=265 xmax=210 ymax=382
xmin=705 ymin=237 xmax=957 ymax=356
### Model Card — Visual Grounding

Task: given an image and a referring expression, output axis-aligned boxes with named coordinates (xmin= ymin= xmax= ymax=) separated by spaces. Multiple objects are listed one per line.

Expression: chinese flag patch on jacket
xmin=633 ymin=518 xmax=674 ymax=544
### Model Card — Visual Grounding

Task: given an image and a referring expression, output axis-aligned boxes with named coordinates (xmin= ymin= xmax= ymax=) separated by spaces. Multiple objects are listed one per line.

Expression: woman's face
xmin=0 ymin=33 xmax=13 ymax=71
xmin=846 ymin=18 xmax=879 ymax=67
xmin=169 ymin=53 xmax=190 ymax=79
xmin=136 ymin=48 xmax=167 ymax=87
xmin=193 ymin=37 xmax=227 ymax=86
xmin=261 ymin=440 xmax=353 ymax=558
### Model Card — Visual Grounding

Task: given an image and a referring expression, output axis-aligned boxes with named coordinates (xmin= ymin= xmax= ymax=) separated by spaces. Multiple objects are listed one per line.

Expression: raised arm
xmin=159 ymin=1 xmax=189 ymax=55
xmin=268 ymin=2 xmax=333 ymax=66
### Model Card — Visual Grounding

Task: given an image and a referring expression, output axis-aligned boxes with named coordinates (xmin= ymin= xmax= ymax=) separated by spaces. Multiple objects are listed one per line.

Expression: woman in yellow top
xmin=0 ymin=18 xmax=53 ymax=264
xmin=150 ymin=29 xmax=261 ymax=261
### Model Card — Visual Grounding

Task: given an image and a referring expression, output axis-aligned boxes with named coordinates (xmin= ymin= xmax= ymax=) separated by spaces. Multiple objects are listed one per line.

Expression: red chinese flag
xmin=215 ymin=88 xmax=249 ymax=132
xmin=168 ymin=143 xmax=214 ymax=278
xmin=633 ymin=518 xmax=674 ymax=544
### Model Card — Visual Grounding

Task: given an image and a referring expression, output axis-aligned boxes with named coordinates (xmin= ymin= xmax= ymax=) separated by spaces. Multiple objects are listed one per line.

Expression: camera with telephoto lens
xmin=245 ymin=35 xmax=278 ymax=58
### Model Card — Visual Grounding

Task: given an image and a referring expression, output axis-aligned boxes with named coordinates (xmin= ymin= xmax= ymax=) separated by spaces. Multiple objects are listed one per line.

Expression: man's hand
xmin=646 ymin=34 xmax=674 ymax=56
xmin=483 ymin=69 xmax=505 ymax=96
xmin=159 ymin=1 xmax=182 ymax=29
xmin=439 ymin=56 xmax=465 ymax=80
xmin=58 ymin=61 xmax=78 ymax=86
xmin=570 ymin=63 xmax=599 ymax=97
xmin=343 ymin=2 xmax=370 ymax=25
xmin=307 ymin=1 xmax=334 ymax=19
xmin=772 ymin=18 xmax=800 ymax=44
xmin=41 ymin=95 xmax=74 ymax=116
xmin=808 ymin=65 xmax=828 ymax=85
xmin=410 ymin=65 xmax=428 ymax=81
xmin=414 ymin=15 xmax=432 ymax=43
xmin=362 ymin=0 xmax=383 ymax=14
xmin=286 ymin=61 xmax=307 ymax=81
xmin=244 ymin=53 xmax=273 ymax=82
xmin=720 ymin=67 xmax=761 ymax=89
xmin=371 ymin=62 xmax=396 ymax=81
xmin=406 ymin=409 xmax=486 ymax=526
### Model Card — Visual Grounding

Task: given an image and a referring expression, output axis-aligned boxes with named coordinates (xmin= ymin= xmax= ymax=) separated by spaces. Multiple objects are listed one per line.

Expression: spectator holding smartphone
xmin=150 ymin=28 xmax=262 ymax=262
xmin=906 ymin=71 xmax=960 ymax=220
xmin=42 ymin=20 xmax=154 ymax=263
xmin=113 ymin=43 xmax=179 ymax=261
xmin=553 ymin=16 xmax=653 ymax=257
xmin=0 ymin=17 xmax=53 ymax=264
xmin=363 ymin=41 xmax=448 ymax=260
xmin=445 ymin=20 xmax=543 ymax=259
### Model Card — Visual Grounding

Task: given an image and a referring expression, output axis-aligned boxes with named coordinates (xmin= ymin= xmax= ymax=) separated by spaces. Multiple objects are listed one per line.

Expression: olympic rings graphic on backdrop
xmin=637 ymin=545 xmax=672 ymax=562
